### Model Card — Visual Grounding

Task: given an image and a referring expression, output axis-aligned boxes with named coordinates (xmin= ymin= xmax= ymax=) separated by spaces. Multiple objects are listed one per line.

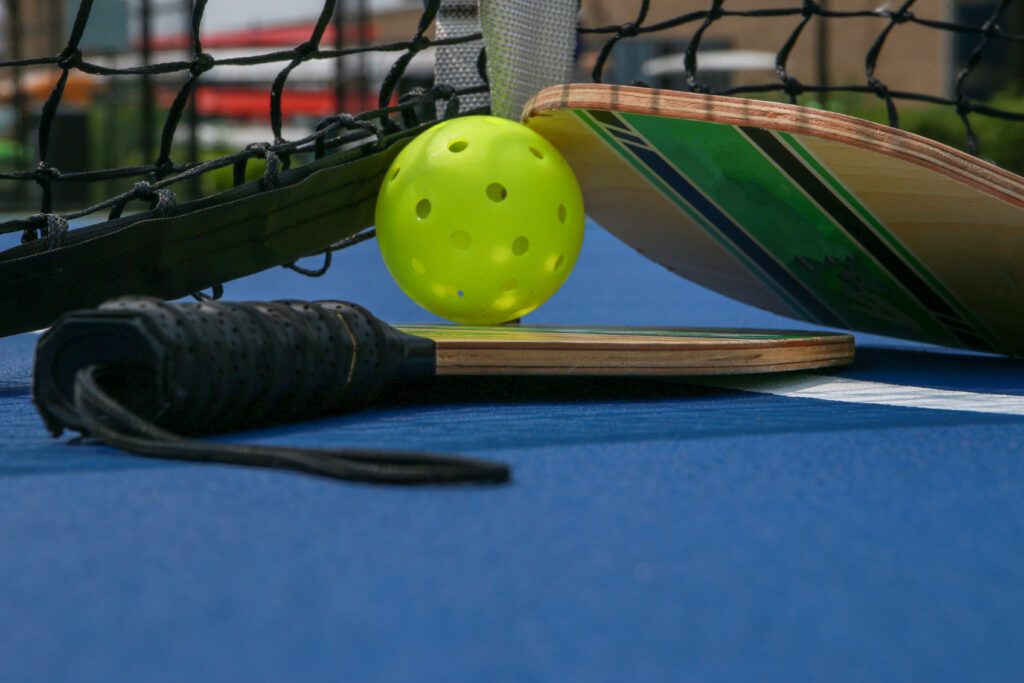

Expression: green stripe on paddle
xmin=618 ymin=111 xmax=958 ymax=345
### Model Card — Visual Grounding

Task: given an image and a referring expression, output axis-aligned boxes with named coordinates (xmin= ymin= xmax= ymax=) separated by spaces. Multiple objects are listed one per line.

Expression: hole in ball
xmin=457 ymin=290 xmax=465 ymax=298
xmin=449 ymin=140 xmax=468 ymax=153
xmin=487 ymin=183 xmax=508 ymax=202
xmin=554 ymin=254 xmax=565 ymax=271
xmin=416 ymin=199 xmax=431 ymax=220
xmin=501 ymin=278 xmax=517 ymax=291
xmin=529 ymin=147 xmax=544 ymax=160
xmin=558 ymin=204 xmax=567 ymax=223
xmin=450 ymin=230 xmax=472 ymax=250
xmin=391 ymin=166 xmax=401 ymax=181
xmin=512 ymin=236 xmax=529 ymax=256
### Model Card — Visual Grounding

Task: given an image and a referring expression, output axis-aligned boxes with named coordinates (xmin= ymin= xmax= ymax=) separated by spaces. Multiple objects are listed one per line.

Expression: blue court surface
xmin=2 ymin=224 xmax=1023 ymax=682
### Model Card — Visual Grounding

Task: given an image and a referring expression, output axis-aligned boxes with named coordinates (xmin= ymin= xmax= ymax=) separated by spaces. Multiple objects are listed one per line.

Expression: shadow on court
xmin=3 ymin=344 xmax=1023 ymax=480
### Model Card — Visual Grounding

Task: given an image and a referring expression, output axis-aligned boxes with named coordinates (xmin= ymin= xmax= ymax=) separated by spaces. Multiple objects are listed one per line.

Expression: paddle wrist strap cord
xmin=33 ymin=298 xmax=511 ymax=485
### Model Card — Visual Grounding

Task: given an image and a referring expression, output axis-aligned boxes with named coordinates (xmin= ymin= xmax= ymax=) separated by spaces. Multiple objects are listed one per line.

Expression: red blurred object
xmin=145 ymin=21 xmax=377 ymax=51
xmin=157 ymin=86 xmax=395 ymax=121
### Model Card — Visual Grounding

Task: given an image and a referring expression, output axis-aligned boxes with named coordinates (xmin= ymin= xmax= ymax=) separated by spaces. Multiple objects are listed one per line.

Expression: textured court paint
xmin=705 ymin=374 xmax=1024 ymax=416
xmin=576 ymin=109 xmax=991 ymax=352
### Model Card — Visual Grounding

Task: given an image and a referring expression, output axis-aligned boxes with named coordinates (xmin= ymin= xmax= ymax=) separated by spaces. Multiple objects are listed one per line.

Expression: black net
xmin=583 ymin=0 xmax=1024 ymax=153
xmin=0 ymin=0 xmax=1022 ymax=281
xmin=0 ymin=0 xmax=489 ymax=246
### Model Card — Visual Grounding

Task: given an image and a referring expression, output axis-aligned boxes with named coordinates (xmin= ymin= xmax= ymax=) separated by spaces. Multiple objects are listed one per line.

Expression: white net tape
xmin=481 ymin=0 xmax=578 ymax=119
xmin=434 ymin=0 xmax=490 ymax=118
xmin=434 ymin=0 xmax=578 ymax=121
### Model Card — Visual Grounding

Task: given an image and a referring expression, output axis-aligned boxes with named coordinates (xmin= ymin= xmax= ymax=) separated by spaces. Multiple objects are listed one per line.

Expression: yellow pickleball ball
xmin=375 ymin=115 xmax=585 ymax=325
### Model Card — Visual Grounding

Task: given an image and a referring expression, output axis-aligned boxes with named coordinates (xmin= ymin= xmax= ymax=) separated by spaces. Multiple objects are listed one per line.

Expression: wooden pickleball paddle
xmin=524 ymin=83 xmax=1024 ymax=356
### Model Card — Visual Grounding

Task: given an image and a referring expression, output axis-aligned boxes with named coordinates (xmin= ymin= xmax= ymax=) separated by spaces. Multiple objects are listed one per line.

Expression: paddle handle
xmin=34 ymin=297 xmax=436 ymax=437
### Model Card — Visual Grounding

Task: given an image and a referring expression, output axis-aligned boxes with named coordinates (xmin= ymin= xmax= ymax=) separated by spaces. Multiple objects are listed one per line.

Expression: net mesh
xmin=0 ymin=0 xmax=1021 ymax=277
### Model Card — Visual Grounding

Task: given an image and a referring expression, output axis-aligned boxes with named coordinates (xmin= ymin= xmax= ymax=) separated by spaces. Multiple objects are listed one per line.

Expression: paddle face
xmin=524 ymin=84 xmax=1024 ymax=356
xmin=397 ymin=324 xmax=854 ymax=376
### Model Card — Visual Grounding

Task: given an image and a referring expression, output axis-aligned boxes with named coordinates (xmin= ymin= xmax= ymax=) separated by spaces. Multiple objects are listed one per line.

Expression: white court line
xmin=700 ymin=374 xmax=1024 ymax=417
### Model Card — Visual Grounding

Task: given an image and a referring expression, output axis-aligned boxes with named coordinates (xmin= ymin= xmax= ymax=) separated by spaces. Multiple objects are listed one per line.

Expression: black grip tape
xmin=33 ymin=297 xmax=437 ymax=438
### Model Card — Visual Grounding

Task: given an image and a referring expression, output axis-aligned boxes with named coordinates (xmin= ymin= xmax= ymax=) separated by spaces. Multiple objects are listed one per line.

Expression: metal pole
xmin=816 ymin=0 xmax=830 ymax=107
xmin=49 ymin=0 xmax=61 ymax=53
xmin=141 ymin=0 xmax=154 ymax=161
xmin=334 ymin=0 xmax=346 ymax=113
xmin=5 ymin=0 xmax=28 ymax=208
xmin=184 ymin=0 xmax=200 ymax=198
xmin=5 ymin=0 xmax=26 ymax=147
xmin=357 ymin=0 xmax=369 ymax=110
xmin=1013 ymin=2 xmax=1024 ymax=91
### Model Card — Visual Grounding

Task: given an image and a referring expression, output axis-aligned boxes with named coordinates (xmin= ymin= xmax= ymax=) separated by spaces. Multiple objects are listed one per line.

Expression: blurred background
xmin=0 ymin=0 xmax=1022 ymax=214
